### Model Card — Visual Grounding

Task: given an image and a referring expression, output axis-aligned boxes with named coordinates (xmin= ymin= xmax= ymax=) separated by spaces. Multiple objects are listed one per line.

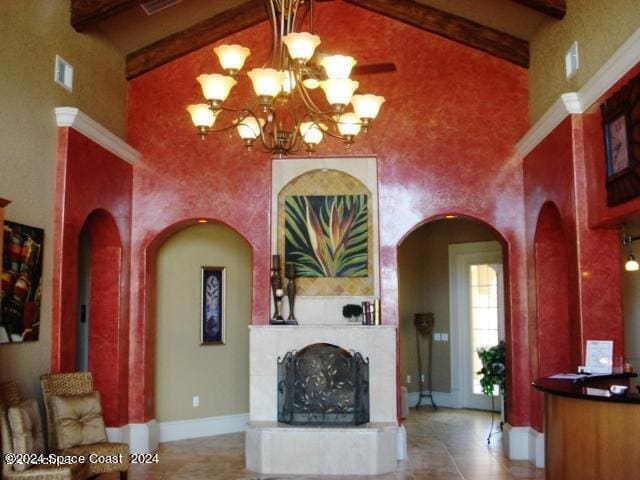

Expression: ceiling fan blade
xmin=351 ymin=63 xmax=397 ymax=75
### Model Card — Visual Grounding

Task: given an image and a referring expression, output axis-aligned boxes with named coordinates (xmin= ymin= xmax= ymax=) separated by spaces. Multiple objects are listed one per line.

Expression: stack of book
xmin=361 ymin=299 xmax=381 ymax=325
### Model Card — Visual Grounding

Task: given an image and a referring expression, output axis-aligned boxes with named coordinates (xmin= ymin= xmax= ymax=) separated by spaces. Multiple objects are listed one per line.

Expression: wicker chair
xmin=40 ymin=373 xmax=128 ymax=480
xmin=0 ymin=381 xmax=87 ymax=480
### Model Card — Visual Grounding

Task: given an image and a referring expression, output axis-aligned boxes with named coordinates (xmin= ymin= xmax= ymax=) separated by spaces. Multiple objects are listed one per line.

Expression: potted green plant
xmin=342 ymin=304 xmax=363 ymax=323
xmin=477 ymin=340 xmax=506 ymax=443
xmin=476 ymin=340 xmax=506 ymax=396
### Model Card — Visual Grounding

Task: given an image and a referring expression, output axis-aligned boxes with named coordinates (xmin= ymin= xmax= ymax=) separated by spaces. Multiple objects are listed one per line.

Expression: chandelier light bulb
xmin=302 ymin=77 xmax=320 ymax=89
xmin=320 ymin=79 xmax=359 ymax=110
xmin=351 ymin=94 xmax=386 ymax=120
xmin=626 ymin=254 xmax=640 ymax=272
xmin=236 ymin=116 xmax=265 ymax=140
xmin=282 ymin=32 xmax=321 ymax=64
xmin=337 ymin=112 xmax=362 ymax=137
xmin=300 ymin=122 xmax=326 ymax=145
xmin=282 ymin=70 xmax=297 ymax=94
xmin=186 ymin=104 xmax=216 ymax=128
xmin=213 ymin=44 xmax=251 ymax=73
xmin=247 ymin=68 xmax=285 ymax=98
xmin=321 ymin=55 xmax=357 ymax=79
xmin=196 ymin=74 xmax=237 ymax=102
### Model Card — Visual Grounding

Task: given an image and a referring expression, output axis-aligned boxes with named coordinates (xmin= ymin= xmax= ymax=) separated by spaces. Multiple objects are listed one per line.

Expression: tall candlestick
xmin=270 ymin=254 xmax=284 ymax=324
xmin=285 ymin=262 xmax=297 ymax=324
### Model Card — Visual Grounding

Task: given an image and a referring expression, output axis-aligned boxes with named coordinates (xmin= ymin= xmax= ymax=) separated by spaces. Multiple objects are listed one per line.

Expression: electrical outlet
xmin=192 ymin=396 xmax=200 ymax=407
xmin=406 ymin=375 xmax=411 ymax=384
xmin=434 ymin=333 xmax=441 ymax=341
xmin=441 ymin=333 xmax=448 ymax=341
xmin=421 ymin=374 xmax=425 ymax=382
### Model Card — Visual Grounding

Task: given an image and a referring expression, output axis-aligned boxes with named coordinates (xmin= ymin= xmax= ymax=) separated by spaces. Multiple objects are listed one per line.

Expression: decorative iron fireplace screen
xmin=278 ymin=343 xmax=370 ymax=426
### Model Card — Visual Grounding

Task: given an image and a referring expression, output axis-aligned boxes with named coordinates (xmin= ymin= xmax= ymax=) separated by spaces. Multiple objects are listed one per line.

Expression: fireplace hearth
xmin=277 ymin=343 xmax=369 ymax=426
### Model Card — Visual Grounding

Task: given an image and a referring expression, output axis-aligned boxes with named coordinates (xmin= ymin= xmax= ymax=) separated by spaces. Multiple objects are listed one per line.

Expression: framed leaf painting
xmin=284 ymin=195 xmax=368 ymax=278
xmin=201 ymin=266 xmax=225 ymax=344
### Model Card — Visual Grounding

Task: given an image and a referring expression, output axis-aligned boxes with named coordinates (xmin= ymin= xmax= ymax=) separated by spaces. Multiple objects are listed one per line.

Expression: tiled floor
xmin=103 ymin=408 xmax=544 ymax=479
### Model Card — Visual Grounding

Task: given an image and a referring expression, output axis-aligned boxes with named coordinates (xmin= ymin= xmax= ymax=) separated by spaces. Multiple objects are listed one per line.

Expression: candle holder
xmin=270 ymin=254 xmax=284 ymax=324
xmin=285 ymin=262 xmax=298 ymax=325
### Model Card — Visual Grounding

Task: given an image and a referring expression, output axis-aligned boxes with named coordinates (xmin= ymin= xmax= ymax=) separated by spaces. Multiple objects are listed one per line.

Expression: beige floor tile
xmin=97 ymin=409 xmax=543 ymax=479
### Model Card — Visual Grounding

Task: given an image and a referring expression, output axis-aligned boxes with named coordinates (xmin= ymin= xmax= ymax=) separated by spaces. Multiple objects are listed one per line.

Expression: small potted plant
xmin=342 ymin=304 xmax=363 ymax=323
xmin=477 ymin=340 xmax=506 ymax=443
xmin=476 ymin=340 xmax=506 ymax=396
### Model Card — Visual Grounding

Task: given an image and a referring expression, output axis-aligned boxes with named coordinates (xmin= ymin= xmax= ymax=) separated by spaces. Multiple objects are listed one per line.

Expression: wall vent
xmin=54 ymin=55 xmax=73 ymax=92
xmin=140 ymin=0 xmax=182 ymax=15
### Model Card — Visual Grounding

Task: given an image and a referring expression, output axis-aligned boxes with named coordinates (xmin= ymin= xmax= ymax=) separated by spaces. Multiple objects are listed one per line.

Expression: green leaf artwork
xmin=284 ymin=195 xmax=368 ymax=278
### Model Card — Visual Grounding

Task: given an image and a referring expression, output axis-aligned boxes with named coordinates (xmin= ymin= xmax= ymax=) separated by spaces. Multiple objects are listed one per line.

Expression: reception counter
xmin=533 ymin=374 xmax=640 ymax=480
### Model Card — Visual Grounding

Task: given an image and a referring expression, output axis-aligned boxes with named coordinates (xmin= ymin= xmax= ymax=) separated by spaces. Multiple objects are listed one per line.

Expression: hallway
xmin=111 ymin=409 xmax=544 ymax=479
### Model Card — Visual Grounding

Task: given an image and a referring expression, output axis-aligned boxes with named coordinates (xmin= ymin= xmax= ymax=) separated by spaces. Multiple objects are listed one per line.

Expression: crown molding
xmin=55 ymin=107 xmax=140 ymax=165
xmin=516 ymin=26 xmax=640 ymax=158
xmin=516 ymin=95 xmax=575 ymax=158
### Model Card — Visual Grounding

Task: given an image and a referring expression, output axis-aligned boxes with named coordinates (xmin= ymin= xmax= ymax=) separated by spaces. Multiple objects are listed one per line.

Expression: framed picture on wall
xmin=1 ymin=220 xmax=44 ymax=344
xmin=601 ymin=70 xmax=640 ymax=206
xmin=200 ymin=266 xmax=226 ymax=345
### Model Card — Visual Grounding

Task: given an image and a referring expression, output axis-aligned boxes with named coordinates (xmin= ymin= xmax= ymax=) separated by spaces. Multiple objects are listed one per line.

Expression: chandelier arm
xmin=295 ymin=0 xmax=309 ymax=32
xmin=321 ymin=128 xmax=349 ymax=141
xmin=279 ymin=0 xmax=287 ymax=67
xmin=200 ymin=108 xmax=266 ymax=136
xmin=296 ymin=81 xmax=330 ymax=115
xmin=286 ymin=72 xmax=302 ymax=146
xmin=266 ymin=0 xmax=278 ymax=67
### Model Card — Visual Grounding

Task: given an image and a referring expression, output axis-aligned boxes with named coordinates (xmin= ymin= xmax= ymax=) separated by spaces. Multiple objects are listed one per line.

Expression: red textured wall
xmin=126 ymin=2 xmax=530 ymax=424
xmin=52 ymin=128 xmax=132 ymax=427
xmin=522 ymin=63 xmax=640 ymax=431
xmin=530 ymin=202 xmax=574 ymax=431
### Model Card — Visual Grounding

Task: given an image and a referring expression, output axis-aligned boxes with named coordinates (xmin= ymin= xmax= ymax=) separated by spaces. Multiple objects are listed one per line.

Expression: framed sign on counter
xmin=585 ymin=340 xmax=613 ymax=374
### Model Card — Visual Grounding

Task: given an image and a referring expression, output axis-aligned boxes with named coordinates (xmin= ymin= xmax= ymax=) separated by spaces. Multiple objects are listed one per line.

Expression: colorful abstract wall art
xmin=284 ymin=195 xmax=368 ymax=278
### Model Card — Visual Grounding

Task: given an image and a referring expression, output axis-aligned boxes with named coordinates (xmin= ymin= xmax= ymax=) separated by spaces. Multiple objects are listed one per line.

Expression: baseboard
xmin=396 ymin=425 xmax=407 ymax=460
xmin=158 ymin=413 xmax=249 ymax=443
xmin=529 ymin=428 xmax=545 ymax=468
xmin=503 ymin=423 xmax=544 ymax=467
xmin=406 ymin=390 xmax=452 ymax=408
xmin=106 ymin=419 xmax=159 ymax=454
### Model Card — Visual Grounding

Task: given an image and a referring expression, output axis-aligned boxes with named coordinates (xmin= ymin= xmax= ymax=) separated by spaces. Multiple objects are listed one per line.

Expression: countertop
xmin=533 ymin=373 xmax=640 ymax=404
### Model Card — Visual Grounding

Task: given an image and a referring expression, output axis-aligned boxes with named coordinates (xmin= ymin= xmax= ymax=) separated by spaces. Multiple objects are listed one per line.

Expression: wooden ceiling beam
xmin=126 ymin=0 xmax=267 ymax=79
xmin=71 ymin=0 xmax=140 ymax=32
xmin=344 ymin=0 xmax=529 ymax=68
xmin=511 ymin=0 xmax=566 ymax=20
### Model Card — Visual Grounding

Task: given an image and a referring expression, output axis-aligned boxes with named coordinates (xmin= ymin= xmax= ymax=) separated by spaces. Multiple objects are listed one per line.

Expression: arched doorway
xmin=398 ymin=216 xmax=508 ymax=414
xmin=76 ymin=208 xmax=125 ymax=427
xmin=531 ymin=202 xmax=574 ymax=431
xmin=151 ymin=221 xmax=252 ymax=440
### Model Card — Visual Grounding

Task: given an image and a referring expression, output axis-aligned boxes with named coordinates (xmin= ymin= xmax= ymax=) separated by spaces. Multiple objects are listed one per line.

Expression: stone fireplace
xmin=246 ymin=325 xmax=403 ymax=476
xmin=278 ymin=343 xmax=370 ymax=426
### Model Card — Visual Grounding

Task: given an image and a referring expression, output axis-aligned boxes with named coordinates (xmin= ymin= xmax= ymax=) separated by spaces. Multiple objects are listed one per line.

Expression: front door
xmin=449 ymin=242 xmax=504 ymax=411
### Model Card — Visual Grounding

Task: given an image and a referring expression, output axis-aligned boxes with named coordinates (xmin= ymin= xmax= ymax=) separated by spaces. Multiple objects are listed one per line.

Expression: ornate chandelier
xmin=186 ymin=0 xmax=386 ymax=157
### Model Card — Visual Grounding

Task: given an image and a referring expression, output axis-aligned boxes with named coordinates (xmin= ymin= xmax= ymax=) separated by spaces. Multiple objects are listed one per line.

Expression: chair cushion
xmin=57 ymin=442 xmax=129 ymax=475
xmin=49 ymin=391 xmax=107 ymax=449
xmin=7 ymin=399 xmax=45 ymax=472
